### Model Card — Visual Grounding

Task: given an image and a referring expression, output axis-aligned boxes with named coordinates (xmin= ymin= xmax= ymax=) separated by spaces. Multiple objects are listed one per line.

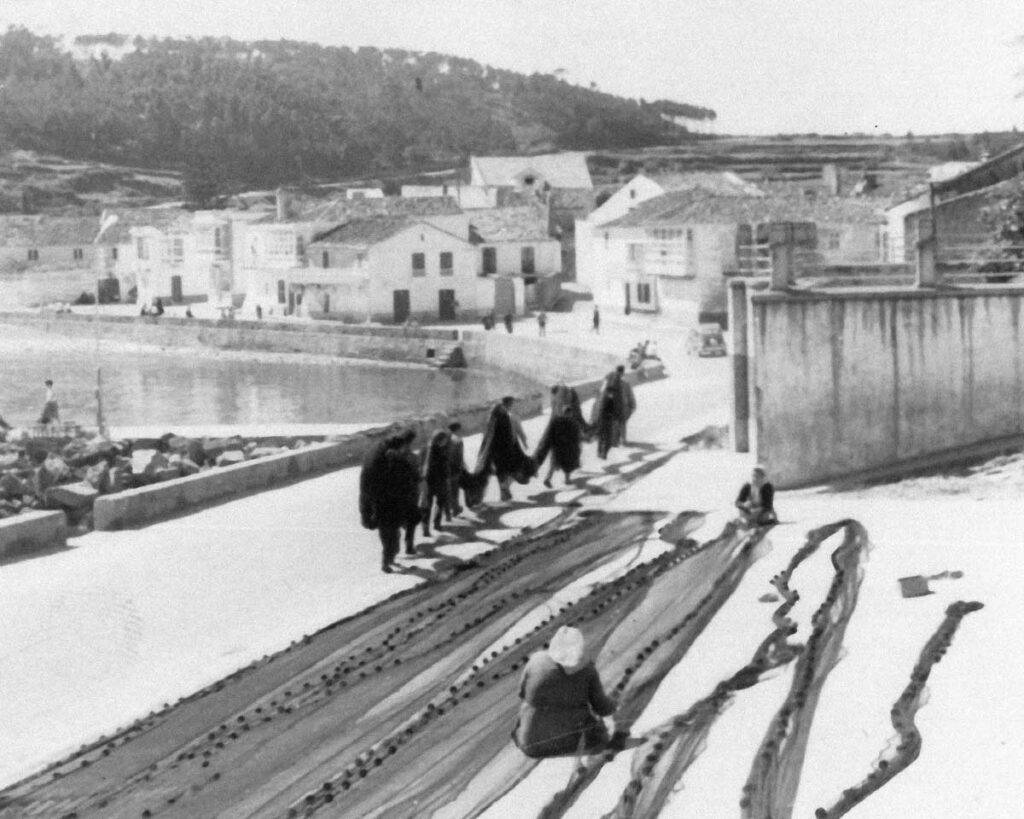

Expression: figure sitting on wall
xmin=735 ymin=465 xmax=777 ymax=526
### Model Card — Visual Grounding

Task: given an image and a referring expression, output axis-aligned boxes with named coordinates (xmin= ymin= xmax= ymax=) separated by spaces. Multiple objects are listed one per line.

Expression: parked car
xmin=688 ymin=323 xmax=727 ymax=357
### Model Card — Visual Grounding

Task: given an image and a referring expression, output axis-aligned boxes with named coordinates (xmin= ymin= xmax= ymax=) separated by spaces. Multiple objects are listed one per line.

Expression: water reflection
xmin=0 ymin=336 xmax=538 ymax=428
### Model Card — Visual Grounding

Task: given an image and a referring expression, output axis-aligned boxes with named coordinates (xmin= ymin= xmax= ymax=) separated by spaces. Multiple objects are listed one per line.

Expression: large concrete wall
xmin=460 ymin=329 xmax=623 ymax=384
xmin=0 ymin=312 xmax=458 ymax=364
xmin=749 ymin=287 xmax=1024 ymax=487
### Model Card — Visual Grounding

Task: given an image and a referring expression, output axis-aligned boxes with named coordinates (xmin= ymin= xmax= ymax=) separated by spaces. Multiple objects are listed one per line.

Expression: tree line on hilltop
xmin=0 ymin=27 xmax=717 ymax=192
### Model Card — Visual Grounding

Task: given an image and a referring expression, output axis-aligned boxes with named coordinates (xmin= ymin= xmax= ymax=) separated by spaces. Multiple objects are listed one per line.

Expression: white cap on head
xmin=547 ymin=626 xmax=586 ymax=670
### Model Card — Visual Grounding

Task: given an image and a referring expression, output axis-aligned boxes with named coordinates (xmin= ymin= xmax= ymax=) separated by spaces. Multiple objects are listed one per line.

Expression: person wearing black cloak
xmin=591 ymin=367 xmax=628 ymax=459
xmin=446 ymin=421 xmax=466 ymax=517
xmin=419 ymin=425 xmax=452 ymax=536
xmin=463 ymin=396 xmax=535 ymax=505
xmin=534 ymin=383 xmax=584 ymax=488
xmin=359 ymin=429 xmax=420 ymax=572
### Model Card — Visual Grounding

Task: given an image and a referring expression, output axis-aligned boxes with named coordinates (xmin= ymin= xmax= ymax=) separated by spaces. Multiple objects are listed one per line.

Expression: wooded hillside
xmin=0 ymin=28 xmax=716 ymax=189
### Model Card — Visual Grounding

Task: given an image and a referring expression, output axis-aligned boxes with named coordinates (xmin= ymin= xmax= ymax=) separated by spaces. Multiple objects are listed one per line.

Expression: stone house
xmin=892 ymin=144 xmax=1024 ymax=264
xmin=576 ymin=172 xmax=762 ymax=290
xmin=589 ymin=190 xmax=885 ymax=324
xmin=0 ymin=215 xmax=102 ymax=305
xmin=0 ymin=215 xmax=99 ymax=271
xmin=298 ymin=216 xmax=510 ymax=323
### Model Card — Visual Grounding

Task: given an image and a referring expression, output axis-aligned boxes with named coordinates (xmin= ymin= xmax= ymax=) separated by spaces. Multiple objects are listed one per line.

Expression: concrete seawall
xmin=92 ymin=394 xmax=543 ymax=530
xmin=746 ymin=286 xmax=1024 ymax=487
xmin=0 ymin=510 xmax=67 ymax=558
xmin=0 ymin=312 xmax=459 ymax=364
xmin=460 ymin=329 xmax=623 ymax=383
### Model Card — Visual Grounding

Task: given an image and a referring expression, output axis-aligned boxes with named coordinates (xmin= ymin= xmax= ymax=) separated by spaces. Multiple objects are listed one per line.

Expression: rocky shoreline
xmin=0 ymin=431 xmax=315 ymax=527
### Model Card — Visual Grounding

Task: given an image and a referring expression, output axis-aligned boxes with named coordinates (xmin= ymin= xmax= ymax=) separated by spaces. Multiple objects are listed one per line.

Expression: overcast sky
xmin=3 ymin=0 xmax=1023 ymax=135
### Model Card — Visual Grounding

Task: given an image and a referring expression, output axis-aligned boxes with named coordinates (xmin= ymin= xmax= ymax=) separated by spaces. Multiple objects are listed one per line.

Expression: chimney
xmin=275 ymin=188 xmax=291 ymax=221
xmin=822 ymin=163 xmax=840 ymax=197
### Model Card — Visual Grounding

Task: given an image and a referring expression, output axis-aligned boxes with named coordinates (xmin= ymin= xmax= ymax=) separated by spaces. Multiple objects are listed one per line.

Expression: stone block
xmin=216 ymin=451 xmax=246 ymax=467
xmin=45 ymin=482 xmax=99 ymax=509
xmin=0 ymin=473 xmax=32 ymax=499
xmin=84 ymin=461 xmax=111 ymax=493
xmin=179 ymin=458 xmax=201 ymax=476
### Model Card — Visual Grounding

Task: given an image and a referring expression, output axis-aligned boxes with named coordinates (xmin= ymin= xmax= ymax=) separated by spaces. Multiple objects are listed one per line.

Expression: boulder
xmin=153 ymin=467 xmax=181 ymax=482
xmin=215 ymin=451 xmax=246 ymax=467
xmin=178 ymin=458 xmax=202 ymax=476
xmin=46 ymin=481 xmax=99 ymax=510
xmin=0 ymin=473 xmax=32 ymax=499
xmin=143 ymin=452 xmax=170 ymax=476
xmin=108 ymin=465 xmax=132 ymax=493
xmin=202 ymin=437 xmax=244 ymax=462
xmin=65 ymin=439 xmax=118 ymax=469
xmin=84 ymin=461 xmax=111 ymax=493
xmin=249 ymin=446 xmax=286 ymax=460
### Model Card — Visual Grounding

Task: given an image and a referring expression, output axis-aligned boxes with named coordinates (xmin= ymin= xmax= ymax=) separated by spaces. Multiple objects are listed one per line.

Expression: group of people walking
xmin=358 ymin=364 xmax=641 ymax=573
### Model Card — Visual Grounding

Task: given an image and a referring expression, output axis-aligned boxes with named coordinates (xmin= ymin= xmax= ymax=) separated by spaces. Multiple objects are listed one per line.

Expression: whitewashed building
xmin=299 ymin=216 xmax=513 ymax=323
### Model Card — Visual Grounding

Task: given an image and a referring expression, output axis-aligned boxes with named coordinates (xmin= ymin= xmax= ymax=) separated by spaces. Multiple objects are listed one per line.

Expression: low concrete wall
xmin=0 ymin=510 xmax=67 ymax=558
xmin=460 ymin=329 xmax=623 ymax=383
xmin=748 ymin=286 xmax=1024 ymax=487
xmin=92 ymin=393 xmax=543 ymax=530
xmin=0 ymin=312 xmax=458 ymax=364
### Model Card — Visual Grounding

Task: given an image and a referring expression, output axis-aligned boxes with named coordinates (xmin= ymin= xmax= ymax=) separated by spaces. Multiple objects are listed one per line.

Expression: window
xmin=277 ymin=279 xmax=287 ymax=304
xmin=214 ymin=227 xmax=226 ymax=254
xmin=322 ymin=250 xmax=330 ymax=268
xmin=136 ymin=238 xmax=148 ymax=260
xmin=73 ymin=248 xmax=84 ymax=260
xmin=112 ymin=247 xmax=118 ymax=260
xmin=637 ymin=283 xmax=652 ymax=304
xmin=295 ymin=234 xmax=305 ymax=257
xmin=630 ymin=189 xmax=637 ymax=199
xmin=440 ymin=251 xmax=453 ymax=276
xmin=824 ymin=230 xmax=841 ymax=251
xmin=265 ymin=230 xmax=296 ymax=259
xmin=412 ymin=252 xmax=426 ymax=276
xmin=627 ymin=243 xmax=642 ymax=262
xmin=521 ymin=246 xmax=535 ymax=275
xmin=27 ymin=249 xmax=39 ymax=261
xmin=482 ymin=247 xmax=497 ymax=274
xmin=169 ymin=237 xmax=184 ymax=264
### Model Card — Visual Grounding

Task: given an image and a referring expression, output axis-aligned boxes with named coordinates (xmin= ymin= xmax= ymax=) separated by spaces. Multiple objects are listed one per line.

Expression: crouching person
xmin=735 ymin=465 xmax=778 ymax=526
xmin=513 ymin=626 xmax=617 ymax=758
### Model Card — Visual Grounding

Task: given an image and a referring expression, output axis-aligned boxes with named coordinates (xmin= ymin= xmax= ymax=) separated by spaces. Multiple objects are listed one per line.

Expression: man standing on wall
xmin=592 ymin=304 xmax=601 ymax=333
xmin=537 ymin=310 xmax=547 ymax=337
xmin=39 ymin=379 xmax=60 ymax=429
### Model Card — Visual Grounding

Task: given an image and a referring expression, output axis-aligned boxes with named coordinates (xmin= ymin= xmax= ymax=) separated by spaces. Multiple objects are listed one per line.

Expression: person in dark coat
xmin=736 ymin=465 xmax=777 ymax=526
xmin=504 ymin=312 xmax=514 ymax=334
xmin=591 ymin=368 xmax=630 ymax=459
xmin=419 ymin=426 xmax=452 ymax=536
xmin=360 ymin=430 xmax=420 ymax=571
xmin=534 ymin=383 xmax=584 ymax=488
xmin=513 ymin=626 xmax=616 ymax=758
xmin=446 ymin=421 xmax=466 ymax=518
xmin=464 ymin=396 xmax=535 ymax=505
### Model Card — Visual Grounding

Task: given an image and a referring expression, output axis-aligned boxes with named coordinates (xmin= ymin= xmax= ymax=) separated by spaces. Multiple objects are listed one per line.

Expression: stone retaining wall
xmin=0 ymin=510 xmax=67 ymax=558
xmin=0 ymin=312 xmax=458 ymax=364
xmin=92 ymin=393 xmax=543 ymax=530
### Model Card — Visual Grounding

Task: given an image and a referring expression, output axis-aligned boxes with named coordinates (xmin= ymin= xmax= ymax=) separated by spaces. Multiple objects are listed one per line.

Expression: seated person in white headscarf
xmin=512 ymin=626 xmax=617 ymax=758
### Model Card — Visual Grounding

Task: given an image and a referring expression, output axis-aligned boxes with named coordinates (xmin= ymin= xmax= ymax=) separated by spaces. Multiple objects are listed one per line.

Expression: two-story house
xmin=593 ymin=189 xmax=885 ymax=324
xmin=0 ymin=215 xmax=102 ymax=305
xmin=300 ymin=215 xmax=497 ymax=323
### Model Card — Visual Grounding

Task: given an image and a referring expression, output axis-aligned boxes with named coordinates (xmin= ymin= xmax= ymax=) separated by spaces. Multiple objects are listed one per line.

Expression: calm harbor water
xmin=0 ymin=331 xmax=540 ymax=430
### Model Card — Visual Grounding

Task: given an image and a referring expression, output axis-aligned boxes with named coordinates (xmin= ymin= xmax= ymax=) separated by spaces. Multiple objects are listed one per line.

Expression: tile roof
xmin=932 ymin=142 xmax=1024 ymax=198
xmin=95 ymin=208 xmax=193 ymax=244
xmin=606 ymin=189 xmax=886 ymax=228
xmin=471 ymin=153 xmax=593 ymax=189
xmin=292 ymin=195 xmax=463 ymax=223
xmin=311 ymin=216 xmax=470 ymax=247
xmin=0 ymin=215 xmax=100 ymax=248
xmin=468 ymin=205 xmax=551 ymax=243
